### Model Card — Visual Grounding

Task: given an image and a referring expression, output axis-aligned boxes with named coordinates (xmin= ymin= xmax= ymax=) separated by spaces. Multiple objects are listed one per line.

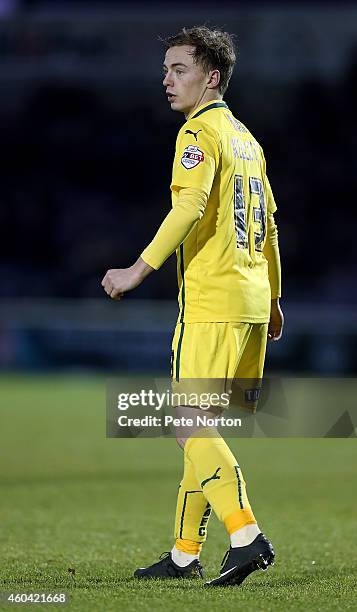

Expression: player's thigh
xmin=231 ymin=323 xmax=268 ymax=412
xmin=171 ymin=322 xmax=238 ymax=404
xmin=235 ymin=323 xmax=268 ymax=379
xmin=171 ymin=321 xmax=237 ymax=380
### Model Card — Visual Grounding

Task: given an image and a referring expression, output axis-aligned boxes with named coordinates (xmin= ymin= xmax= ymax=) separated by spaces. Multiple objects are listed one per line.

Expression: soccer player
xmin=101 ymin=26 xmax=283 ymax=587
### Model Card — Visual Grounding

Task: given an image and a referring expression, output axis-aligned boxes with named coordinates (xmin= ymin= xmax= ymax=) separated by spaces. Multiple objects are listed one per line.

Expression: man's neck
xmin=185 ymin=94 xmax=222 ymax=120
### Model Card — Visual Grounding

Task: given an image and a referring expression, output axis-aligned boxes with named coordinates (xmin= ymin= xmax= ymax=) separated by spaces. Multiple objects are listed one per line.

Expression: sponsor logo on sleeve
xmin=181 ymin=145 xmax=205 ymax=170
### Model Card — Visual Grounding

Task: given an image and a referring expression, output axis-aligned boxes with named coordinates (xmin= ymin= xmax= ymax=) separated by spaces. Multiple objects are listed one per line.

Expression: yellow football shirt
xmin=168 ymin=100 xmax=277 ymax=323
xmin=141 ymin=99 xmax=280 ymax=323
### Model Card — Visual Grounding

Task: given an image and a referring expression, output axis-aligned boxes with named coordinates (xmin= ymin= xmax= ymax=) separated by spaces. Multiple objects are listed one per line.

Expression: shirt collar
xmin=186 ymin=99 xmax=227 ymax=121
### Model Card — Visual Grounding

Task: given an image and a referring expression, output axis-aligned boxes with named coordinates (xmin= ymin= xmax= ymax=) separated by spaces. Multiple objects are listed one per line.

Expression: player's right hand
xmin=101 ymin=257 xmax=155 ymax=300
xmin=101 ymin=267 xmax=141 ymax=300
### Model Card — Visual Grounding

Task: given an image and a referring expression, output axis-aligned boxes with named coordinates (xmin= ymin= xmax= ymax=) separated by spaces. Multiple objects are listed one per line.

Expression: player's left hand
xmin=268 ymin=298 xmax=284 ymax=341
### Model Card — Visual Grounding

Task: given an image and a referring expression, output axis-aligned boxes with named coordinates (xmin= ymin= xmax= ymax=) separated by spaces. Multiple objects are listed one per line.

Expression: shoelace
xmin=159 ymin=552 xmax=171 ymax=560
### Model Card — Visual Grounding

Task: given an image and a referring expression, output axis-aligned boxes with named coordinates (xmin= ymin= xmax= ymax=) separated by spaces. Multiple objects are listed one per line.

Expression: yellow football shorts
xmin=171 ymin=322 xmax=268 ymax=411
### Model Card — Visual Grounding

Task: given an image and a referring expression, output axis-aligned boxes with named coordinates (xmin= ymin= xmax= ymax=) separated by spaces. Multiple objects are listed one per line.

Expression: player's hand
xmin=101 ymin=257 xmax=155 ymax=300
xmin=268 ymin=298 xmax=284 ymax=341
xmin=101 ymin=267 xmax=141 ymax=299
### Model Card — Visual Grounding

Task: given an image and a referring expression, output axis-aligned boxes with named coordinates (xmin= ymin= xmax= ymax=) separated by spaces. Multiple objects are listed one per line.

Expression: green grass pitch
xmin=0 ymin=375 xmax=356 ymax=611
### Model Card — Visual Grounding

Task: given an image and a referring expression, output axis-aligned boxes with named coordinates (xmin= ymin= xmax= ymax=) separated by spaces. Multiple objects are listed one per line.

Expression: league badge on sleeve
xmin=181 ymin=145 xmax=205 ymax=170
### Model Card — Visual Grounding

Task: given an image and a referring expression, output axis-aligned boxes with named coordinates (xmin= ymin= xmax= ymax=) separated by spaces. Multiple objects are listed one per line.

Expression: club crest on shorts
xmin=181 ymin=145 xmax=205 ymax=169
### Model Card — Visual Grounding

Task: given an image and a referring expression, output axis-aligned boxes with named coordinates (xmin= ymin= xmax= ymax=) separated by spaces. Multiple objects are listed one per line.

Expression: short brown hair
xmin=163 ymin=26 xmax=236 ymax=95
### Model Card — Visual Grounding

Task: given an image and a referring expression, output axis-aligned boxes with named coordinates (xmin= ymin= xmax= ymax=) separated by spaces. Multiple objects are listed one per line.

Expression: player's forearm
xmin=141 ymin=188 xmax=207 ymax=270
xmin=263 ymin=214 xmax=281 ymax=299
xmin=266 ymin=243 xmax=281 ymax=299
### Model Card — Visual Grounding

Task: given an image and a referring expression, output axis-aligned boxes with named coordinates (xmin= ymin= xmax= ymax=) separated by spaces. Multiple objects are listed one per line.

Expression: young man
xmin=102 ymin=26 xmax=283 ymax=587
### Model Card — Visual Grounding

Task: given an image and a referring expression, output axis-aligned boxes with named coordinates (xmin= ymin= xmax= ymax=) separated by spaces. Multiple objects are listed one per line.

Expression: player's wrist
xmin=131 ymin=257 xmax=155 ymax=283
xmin=271 ymin=297 xmax=281 ymax=311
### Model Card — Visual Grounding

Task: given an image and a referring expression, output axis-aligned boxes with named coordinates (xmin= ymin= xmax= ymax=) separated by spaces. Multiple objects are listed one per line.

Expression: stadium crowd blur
xmin=1 ymin=3 xmax=356 ymax=307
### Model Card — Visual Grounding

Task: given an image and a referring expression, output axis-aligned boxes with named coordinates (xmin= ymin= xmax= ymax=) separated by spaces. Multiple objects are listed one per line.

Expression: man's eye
xmin=176 ymin=70 xmax=183 ymax=75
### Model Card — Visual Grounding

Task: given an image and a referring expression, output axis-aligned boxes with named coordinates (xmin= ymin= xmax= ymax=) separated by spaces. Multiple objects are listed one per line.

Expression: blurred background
xmin=0 ymin=0 xmax=356 ymax=375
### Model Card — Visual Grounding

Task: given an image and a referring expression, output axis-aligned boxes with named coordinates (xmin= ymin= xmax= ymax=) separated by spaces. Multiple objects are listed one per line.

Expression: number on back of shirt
xmin=234 ymin=175 xmax=266 ymax=251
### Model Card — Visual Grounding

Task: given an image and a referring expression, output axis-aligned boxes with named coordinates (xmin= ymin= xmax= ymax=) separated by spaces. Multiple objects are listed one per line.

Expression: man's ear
xmin=207 ymin=69 xmax=221 ymax=90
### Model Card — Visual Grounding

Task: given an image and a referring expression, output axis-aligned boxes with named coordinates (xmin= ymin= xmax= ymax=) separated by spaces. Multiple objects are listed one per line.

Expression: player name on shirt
xmin=231 ymin=138 xmax=261 ymax=162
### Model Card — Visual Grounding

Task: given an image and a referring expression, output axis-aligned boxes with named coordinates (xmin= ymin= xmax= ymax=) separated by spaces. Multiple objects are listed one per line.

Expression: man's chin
xmin=169 ymin=99 xmax=180 ymax=110
xmin=169 ymin=99 xmax=188 ymax=113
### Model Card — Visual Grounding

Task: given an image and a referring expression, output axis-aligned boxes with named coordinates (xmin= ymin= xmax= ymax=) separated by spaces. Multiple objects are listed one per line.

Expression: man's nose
xmin=163 ymin=72 xmax=172 ymax=87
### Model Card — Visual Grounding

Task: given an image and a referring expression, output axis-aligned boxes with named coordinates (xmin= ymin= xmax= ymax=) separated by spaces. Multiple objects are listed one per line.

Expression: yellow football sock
xmin=175 ymin=538 xmax=202 ymax=555
xmin=174 ymin=454 xmax=211 ymax=547
xmin=185 ymin=427 xmax=257 ymax=533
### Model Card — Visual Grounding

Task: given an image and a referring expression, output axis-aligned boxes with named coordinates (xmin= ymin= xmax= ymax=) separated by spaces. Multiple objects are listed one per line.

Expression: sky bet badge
xmin=181 ymin=145 xmax=205 ymax=169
